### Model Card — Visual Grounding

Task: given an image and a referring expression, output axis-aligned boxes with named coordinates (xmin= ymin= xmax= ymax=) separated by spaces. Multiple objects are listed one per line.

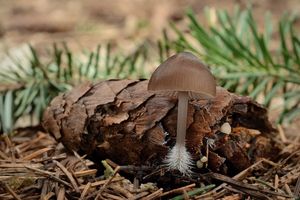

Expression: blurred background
xmin=0 ymin=0 xmax=299 ymax=51
xmin=0 ymin=0 xmax=300 ymax=134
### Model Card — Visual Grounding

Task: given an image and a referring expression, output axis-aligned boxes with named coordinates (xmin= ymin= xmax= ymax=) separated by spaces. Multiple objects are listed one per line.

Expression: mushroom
xmin=148 ymin=52 xmax=216 ymax=175
xmin=220 ymin=122 xmax=231 ymax=135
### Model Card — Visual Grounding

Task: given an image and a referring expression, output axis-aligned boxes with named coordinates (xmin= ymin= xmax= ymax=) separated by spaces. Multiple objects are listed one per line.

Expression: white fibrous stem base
xmin=165 ymin=144 xmax=193 ymax=176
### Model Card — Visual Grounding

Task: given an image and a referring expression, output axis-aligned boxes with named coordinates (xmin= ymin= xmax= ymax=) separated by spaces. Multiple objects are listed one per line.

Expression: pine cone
xmin=42 ymin=79 xmax=277 ymax=174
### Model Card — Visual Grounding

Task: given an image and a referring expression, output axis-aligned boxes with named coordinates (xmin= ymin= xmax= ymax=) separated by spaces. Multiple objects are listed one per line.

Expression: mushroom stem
xmin=176 ymin=91 xmax=189 ymax=146
xmin=164 ymin=91 xmax=192 ymax=175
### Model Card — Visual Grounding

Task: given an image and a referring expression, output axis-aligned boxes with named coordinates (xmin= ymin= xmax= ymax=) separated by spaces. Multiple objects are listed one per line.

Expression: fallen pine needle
xmin=295 ymin=175 xmax=300 ymax=198
xmin=43 ymin=192 xmax=55 ymax=200
xmin=22 ymin=147 xmax=53 ymax=161
xmin=277 ymin=124 xmax=287 ymax=143
xmin=171 ymin=184 xmax=215 ymax=200
xmin=284 ymin=184 xmax=293 ymax=197
xmin=274 ymin=174 xmax=279 ymax=191
xmin=132 ymin=191 xmax=149 ymax=199
xmin=109 ymin=184 xmax=134 ymax=199
xmin=160 ymin=183 xmax=195 ymax=197
xmin=141 ymin=188 xmax=163 ymax=200
xmin=95 ymin=166 xmax=121 ymax=200
xmin=57 ymin=187 xmax=65 ymax=200
xmin=102 ymin=192 xmax=124 ymax=200
xmin=223 ymin=185 xmax=271 ymax=200
xmin=25 ymin=165 xmax=72 ymax=188
xmin=78 ymin=176 xmax=124 ymax=189
xmin=74 ymin=169 xmax=97 ymax=177
xmin=79 ymin=182 xmax=91 ymax=200
xmin=209 ymin=173 xmax=292 ymax=198
xmin=54 ymin=160 xmax=80 ymax=192
xmin=197 ymin=158 xmax=276 ymax=199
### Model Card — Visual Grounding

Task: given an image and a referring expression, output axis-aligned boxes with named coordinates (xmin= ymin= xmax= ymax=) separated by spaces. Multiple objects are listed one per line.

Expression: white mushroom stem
xmin=165 ymin=91 xmax=193 ymax=175
xmin=176 ymin=91 xmax=189 ymax=146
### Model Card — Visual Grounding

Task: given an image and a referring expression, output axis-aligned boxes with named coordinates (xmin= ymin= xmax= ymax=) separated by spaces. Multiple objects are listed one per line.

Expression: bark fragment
xmin=42 ymin=79 xmax=277 ymax=175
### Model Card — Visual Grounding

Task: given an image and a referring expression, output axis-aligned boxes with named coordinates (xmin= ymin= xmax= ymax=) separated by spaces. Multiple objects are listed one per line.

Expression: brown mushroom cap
xmin=148 ymin=52 xmax=216 ymax=99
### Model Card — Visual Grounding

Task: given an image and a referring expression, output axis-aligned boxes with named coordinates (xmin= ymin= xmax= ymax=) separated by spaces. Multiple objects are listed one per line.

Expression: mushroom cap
xmin=148 ymin=52 xmax=216 ymax=99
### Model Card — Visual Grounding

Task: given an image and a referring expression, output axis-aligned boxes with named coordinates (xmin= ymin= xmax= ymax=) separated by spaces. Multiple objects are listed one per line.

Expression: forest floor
xmin=1 ymin=0 xmax=300 ymax=130
xmin=0 ymin=0 xmax=300 ymax=199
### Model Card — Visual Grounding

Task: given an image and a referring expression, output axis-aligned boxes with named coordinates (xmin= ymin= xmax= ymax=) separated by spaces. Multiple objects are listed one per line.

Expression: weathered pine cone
xmin=42 ymin=79 xmax=278 ymax=174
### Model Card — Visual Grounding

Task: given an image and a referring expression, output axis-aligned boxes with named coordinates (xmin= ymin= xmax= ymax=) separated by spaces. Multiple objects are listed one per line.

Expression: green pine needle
xmin=160 ymin=7 xmax=300 ymax=124
xmin=0 ymin=43 xmax=147 ymax=133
